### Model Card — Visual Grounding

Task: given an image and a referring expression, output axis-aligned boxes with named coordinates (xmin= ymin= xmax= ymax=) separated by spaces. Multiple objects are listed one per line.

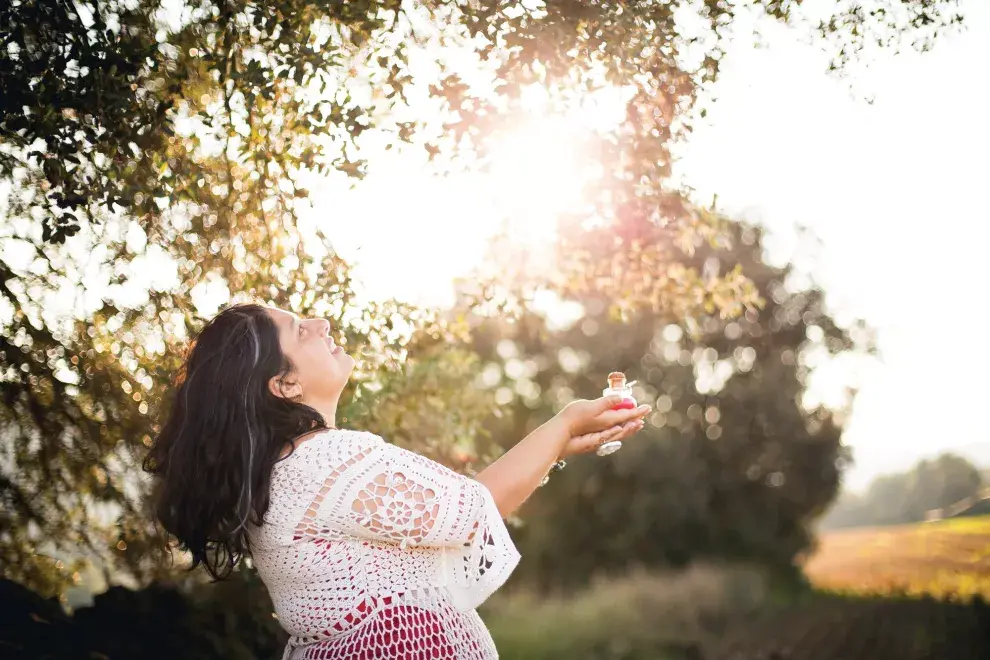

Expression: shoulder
xmin=374 ymin=442 xmax=470 ymax=483
xmin=276 ymin=429 xmax=384 ymax=467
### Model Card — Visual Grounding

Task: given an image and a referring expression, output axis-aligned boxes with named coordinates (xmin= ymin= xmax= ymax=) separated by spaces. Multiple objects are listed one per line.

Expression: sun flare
xmin=485 ymin=117 xmax=592 ymax=243
xmin=480 ymin=84 xmax=630 ymax=244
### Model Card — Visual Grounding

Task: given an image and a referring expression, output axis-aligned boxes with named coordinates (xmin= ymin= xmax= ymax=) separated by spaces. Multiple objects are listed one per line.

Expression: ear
xmin=268 ymin=373 xmax=302 ymax=401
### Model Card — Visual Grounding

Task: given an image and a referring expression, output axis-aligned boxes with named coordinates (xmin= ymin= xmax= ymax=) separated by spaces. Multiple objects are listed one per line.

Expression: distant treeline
xmin=820 ymin=453 xmax=985 ymax=530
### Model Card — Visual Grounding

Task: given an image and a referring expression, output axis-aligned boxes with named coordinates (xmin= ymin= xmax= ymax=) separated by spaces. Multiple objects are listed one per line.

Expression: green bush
xmin=482 ymin=564 xmax=773 ymax=660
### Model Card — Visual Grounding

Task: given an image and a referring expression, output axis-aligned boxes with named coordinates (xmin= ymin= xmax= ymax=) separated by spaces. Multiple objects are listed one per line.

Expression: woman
xmin=144 ymin=302 xmax=650 ymax=659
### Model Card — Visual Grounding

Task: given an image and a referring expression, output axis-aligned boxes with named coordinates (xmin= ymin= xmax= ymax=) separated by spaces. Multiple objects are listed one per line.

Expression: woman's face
xmin=264 ymin=307 xmax=354 ymax=406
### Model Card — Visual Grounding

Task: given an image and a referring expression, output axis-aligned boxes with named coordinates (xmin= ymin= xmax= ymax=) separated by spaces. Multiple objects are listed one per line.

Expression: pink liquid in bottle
xmin=604 ymin=372 xmax=636 ymax=409
xmin=597 ymin=372 xmax=635 ymax=456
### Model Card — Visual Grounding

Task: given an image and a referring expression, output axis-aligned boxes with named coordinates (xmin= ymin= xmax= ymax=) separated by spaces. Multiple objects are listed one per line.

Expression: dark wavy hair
xmin=143 ymin=302 xmax=331 ymax=580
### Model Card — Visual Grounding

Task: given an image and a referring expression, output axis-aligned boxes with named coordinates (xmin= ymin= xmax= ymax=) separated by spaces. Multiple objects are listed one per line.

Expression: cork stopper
xmin=607 ymin=371 xmax=626 ymax=390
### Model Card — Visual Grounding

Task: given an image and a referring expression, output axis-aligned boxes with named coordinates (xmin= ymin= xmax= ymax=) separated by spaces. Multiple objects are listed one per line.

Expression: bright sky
xmin=301 ymin=2 xmax=990 ymax=491
xmin=679 ymin=3 xmax=990 ymax=490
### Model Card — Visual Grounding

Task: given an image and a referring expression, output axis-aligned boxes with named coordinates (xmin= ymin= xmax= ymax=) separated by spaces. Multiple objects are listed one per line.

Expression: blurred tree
xmin=820 ymin=452 xmax=984 ymax=529
xmin=910 ymin=453 xmax=984 ymax=514
xmin=0 ymin=0 xmax=966 ymax=601
xmin=814 ymin=489 xmax=868 ymax=531
xmin=0 ymin=232 xmax=498 ymax=597
xmin=0 ymin=0 xmax=503 ymax=596
xmin=863 ymin=472 xmax=914 ymax=526
xmin=2 ymin=0 xmax=967 ymax=284
xmin=459 ymin=221 xmax=870 ymax=591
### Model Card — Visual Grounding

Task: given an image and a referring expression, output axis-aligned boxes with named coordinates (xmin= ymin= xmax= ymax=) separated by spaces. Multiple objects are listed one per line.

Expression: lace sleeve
xmin=299 ymin=436 xmax=521 ymax=611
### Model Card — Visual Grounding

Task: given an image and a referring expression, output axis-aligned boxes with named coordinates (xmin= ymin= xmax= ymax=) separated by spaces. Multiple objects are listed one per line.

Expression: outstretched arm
xmin=475 ymin=396 xmax=650 ymax=518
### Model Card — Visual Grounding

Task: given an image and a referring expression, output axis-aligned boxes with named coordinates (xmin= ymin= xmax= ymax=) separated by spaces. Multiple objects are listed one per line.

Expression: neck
xmin=306 ymin=397 xmax=338 ymax=429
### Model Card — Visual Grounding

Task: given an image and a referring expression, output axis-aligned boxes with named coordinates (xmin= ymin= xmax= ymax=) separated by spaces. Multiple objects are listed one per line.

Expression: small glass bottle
xmin=597 ymin=371 xmax=636 ymax=456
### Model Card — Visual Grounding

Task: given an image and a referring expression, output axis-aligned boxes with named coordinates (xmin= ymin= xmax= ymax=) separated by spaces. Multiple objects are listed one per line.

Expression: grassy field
xmin=479 ymin=518 xmax=990 ymax=659
xmin=709 ymin=592 xmax=990 ymax=660
xmin=804 ymin=515 xmax=990 ymax=600
xmin=483 ymin=554 xmax=990 ymax=660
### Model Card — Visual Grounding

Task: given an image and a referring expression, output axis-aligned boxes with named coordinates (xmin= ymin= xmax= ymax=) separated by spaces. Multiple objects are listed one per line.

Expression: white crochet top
xmin=247 ymin=429 xmax=521 ymax=660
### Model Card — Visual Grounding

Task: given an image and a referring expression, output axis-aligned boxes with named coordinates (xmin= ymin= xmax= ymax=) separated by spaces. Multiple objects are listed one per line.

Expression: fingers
xmin=599 ymin=424 xmax=625 ymax=440
xmin=627 ymin=418 xmax=645 ymax=437
xmin=572 ymin=419 xmax=646 ymax=455
xmin=575 ymin=428 xmax=617 ymax=454
xmin=608 ymin=419 xmax=644 ymax=443
xmin=595 ymin=394 xmax=626 ymax=413
xmin=597 ymin=404 xmax=651 ymax=429
xmin=569 ymin=425 xmax=619 ymax=455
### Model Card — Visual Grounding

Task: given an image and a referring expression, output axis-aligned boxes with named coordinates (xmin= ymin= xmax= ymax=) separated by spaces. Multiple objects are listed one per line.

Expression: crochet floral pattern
xmin=247 ymin=430 xmax=521 ymax=660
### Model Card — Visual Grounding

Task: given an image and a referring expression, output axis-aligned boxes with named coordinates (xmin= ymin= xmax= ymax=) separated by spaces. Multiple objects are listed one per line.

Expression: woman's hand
xmin=561 ymin=418 xmax=645 ymax=458
xmin=557 ymin=395 xmax=651 ymax=437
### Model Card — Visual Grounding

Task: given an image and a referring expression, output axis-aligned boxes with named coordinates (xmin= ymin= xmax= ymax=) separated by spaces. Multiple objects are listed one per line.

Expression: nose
xmin=316 ymin=318 xmax=331 ymax=336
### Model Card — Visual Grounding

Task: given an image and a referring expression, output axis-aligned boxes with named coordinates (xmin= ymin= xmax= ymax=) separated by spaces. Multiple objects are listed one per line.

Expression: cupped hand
xmin=558 ymin=395 xmax=651 ymax=437
xmin=561 ymin=418 xmax=646 ymax=458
